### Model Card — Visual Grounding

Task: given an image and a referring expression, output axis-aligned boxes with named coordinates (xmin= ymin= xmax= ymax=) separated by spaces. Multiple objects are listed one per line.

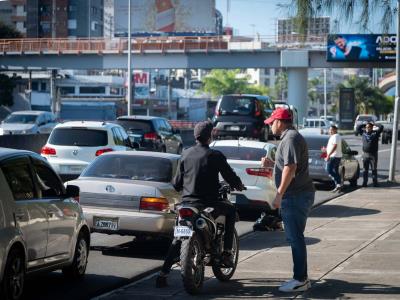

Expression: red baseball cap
xmin=264 ymin=107 xmax=292 ymax=125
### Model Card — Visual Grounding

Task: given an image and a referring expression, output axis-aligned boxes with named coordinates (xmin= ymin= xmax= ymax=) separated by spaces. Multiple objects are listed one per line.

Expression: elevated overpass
xmin=0 ymin=37 xmax=395 ymax=121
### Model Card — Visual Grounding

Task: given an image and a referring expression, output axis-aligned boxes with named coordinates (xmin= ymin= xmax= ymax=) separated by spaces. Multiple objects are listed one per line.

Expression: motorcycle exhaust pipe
xmin=195 ymin=218 xmax=207 ymax=229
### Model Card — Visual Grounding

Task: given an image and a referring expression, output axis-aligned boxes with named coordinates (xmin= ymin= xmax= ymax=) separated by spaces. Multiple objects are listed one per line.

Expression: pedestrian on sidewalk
xmin=264 ymin=107 xmax=315 ymax=293
xmin=324 ymin=125 xmax=343 ymax=192
xmin=362 ymin=122 xmax=384 ymax=187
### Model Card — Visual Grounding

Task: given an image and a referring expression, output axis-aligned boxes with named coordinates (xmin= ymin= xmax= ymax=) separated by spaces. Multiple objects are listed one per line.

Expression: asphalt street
xmin=22 ymin=134 xmax=400 ymax=300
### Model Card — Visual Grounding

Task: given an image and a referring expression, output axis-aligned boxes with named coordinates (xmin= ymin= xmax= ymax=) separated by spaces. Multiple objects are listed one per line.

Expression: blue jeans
xmin=281 ymin=191 xmax=315 ymax=281
xmin=326 ymin=157 xmax=341 ymax=186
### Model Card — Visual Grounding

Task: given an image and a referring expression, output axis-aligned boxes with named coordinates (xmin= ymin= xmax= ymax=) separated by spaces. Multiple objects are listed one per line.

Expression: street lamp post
xmin=127 ymin=0 xmax=132 ymax=116
xmin=389 ymin=0 xmax=400 ymax=182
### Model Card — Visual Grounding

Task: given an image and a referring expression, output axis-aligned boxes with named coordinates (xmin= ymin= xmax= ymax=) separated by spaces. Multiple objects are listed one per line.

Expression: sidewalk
xmin=94 ymin=178 xmax=400 ymax=300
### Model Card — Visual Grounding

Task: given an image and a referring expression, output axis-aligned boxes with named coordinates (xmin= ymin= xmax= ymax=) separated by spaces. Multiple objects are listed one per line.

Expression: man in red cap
xmin=263 ymin=107 xmax=315 ymax=292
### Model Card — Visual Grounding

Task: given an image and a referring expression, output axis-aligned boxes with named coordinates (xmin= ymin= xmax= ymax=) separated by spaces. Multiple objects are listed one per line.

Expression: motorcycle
xmin=173 ymin=184 xmax=240 ymax=294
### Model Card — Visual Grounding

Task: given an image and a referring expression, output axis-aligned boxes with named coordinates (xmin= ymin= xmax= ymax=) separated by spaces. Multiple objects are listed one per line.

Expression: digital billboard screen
xmin=327 ymin=34 xmax=396 ymax=62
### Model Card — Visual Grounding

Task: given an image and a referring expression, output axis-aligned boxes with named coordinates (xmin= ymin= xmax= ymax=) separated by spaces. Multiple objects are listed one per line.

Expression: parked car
xmin=300 ymin=118 xmax=331 ymax=135
xmin=41 ymin=121 xmax=135 ymax=182
xmin=115 ymin=116 xmax=183 ymax=154
xmin=0 ymin=148 xmax=90 ymax=300
xmin=66 ymin=151 xmax=181 ymax=239
xmin=212 ymin=94 xmax=274 ymax=141
xmin=209 ymin=139 xmax=277 ymax=212
xmin=0 ymin=111 xmax=57 ymax=135
xmin=304 ymin=135 xmax=360 ymax=186
xmin=354 ymin=114 xmax=378 ymax=136
xmin=377 ymin=121 xmax=400 ymax=144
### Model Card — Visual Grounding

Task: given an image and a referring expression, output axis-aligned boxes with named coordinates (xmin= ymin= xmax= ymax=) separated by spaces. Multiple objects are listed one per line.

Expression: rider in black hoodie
xmin=362 ymin=122 xmax=384 ymax=187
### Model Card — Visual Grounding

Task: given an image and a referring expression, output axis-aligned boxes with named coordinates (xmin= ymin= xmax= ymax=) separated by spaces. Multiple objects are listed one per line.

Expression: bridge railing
xmin=0 ymin=36 xmax=230 ymax=54
xmin=0 ymin=35 xmax=326 ymax=54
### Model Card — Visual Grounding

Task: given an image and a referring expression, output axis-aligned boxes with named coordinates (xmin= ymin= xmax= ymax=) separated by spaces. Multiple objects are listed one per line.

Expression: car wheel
xmin=62 ymin=232 xmax=89 ymax=279
xmin=1 ymin=248 xmax=25 ymax=300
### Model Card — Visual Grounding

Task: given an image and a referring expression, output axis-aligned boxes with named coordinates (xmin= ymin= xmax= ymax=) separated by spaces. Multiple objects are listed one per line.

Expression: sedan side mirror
xmin=66 ymin=185 xmax=79 ymax=199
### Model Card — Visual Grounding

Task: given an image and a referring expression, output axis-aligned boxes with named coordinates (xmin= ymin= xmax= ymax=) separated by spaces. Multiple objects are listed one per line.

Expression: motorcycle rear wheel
xmin=212 ymin=228 xmax=239 ymax=281
xmin=180 ymin=233 xmax=205 ymax=294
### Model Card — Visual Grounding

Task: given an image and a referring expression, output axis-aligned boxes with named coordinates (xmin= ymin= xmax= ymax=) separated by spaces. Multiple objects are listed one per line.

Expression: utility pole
xmin=88 ymin=0 xmax=91 ymax=38
xmin=127 ymin=0 xmax=132 ymax=116
xmin=324 ymin=68 xmax=327 ymax=120
xmin=389 ymin=0 xmax=400 ymax=182
xmin=52 ymin=0 xmax=56 ymax=38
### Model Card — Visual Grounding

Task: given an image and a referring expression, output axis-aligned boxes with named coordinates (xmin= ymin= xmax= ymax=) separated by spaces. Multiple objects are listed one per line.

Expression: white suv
xmin=41 ymin=121 xmax=134 ymax=181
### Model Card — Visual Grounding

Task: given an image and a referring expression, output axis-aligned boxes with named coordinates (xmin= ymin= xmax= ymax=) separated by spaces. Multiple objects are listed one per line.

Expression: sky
xmin=215 ymin=0 xmax=396 ymax=37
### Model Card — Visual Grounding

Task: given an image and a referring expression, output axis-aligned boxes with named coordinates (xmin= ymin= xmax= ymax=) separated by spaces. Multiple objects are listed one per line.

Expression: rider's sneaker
xmin=278 ymin=279 xmax=311 ymax=292
xmin=221 ymin=251 xmax=235 ymax=268
xmin=155 ymin=274 xmax=168 ymax=288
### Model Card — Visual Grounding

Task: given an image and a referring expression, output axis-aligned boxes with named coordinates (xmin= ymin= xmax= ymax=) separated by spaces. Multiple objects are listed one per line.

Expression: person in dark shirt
xmin=329 ymin=35 xmax=362 ymax=61
xmin=156 ymin=120 xmax=245 ymax=288
xmin=362 ymin=122 xmax=384 ymax=187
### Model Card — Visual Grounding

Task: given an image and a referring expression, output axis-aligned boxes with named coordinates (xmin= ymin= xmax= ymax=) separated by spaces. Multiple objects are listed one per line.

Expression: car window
xmin=211 ymin=146 xmax=267 ymax=161
xmin=32 ymin=159 xmax=64 ymax=198
xmin=156 ymin=119 xmax=166 ymax=131
xmin=1 ymin=158 xmax=36 ymax=201
xmin=81 ymin=154 xmax=173 ymax=182
xmin=4 ymin=114 xmax=38 ymax=124
xmin=117 ymin=127 xmax=129 ymax=140
xmin=304 ymin=137 xmax=329 ymax=150
xmin=218 ymin=96 xmax=255 ymax=116
xmin=116 ymin=120 xmax=153 ymax=134
xmin=163 ymin=120 xmax=173 ymax=132
xmin=342 ymin=140 xmax=351 ymax=154
xmin=111 ymin=127 xmax=124 ymax=146
xmin=48 ymin=128 xmax=108 ymax=146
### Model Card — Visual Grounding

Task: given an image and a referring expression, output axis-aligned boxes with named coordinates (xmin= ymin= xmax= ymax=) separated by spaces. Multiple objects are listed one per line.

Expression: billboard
xmin=114 ymin=0 xmax=216 ymax=36
xmin=327 ymin=34 xmax=396 ymax=62
xmin=125 ymin=71 xmax=150 ymax=98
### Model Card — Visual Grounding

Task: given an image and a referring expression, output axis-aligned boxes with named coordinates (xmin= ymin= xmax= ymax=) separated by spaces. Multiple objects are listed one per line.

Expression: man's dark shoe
xmin=221 ymin=252 xmax=235 ymax=268
xmin=155 ymin=275 xmax=168 ymax=288
xmin=362 ymin=183 xmax=367 ymax=187
xmin=373 ymin=182 xmax=379 ymax=187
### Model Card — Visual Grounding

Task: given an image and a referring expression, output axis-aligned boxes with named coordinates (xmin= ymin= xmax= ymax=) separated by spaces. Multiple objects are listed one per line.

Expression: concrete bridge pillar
xmin=287 ymin=68 xmax=308 ymax=124
xmin=281 ymin=50 xmax=309 ymax=124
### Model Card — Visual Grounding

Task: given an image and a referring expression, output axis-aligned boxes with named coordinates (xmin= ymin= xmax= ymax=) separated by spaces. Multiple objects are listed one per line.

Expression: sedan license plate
xmin=230 ymin=126 xmax=240 ymax=131
xmin=94 ymin=217 xmax=118 ymax=230
xmin=174 ymin=226 xmax=193 ymax=237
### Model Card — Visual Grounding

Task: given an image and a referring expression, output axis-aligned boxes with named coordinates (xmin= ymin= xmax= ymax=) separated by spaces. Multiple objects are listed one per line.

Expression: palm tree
xmin=285 ymin=0 xmax=395 ymax=34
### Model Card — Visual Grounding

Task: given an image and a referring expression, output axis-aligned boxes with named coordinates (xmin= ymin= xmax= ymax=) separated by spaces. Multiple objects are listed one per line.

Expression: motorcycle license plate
xmin=174 ymin=226 xmax=193 ymax=237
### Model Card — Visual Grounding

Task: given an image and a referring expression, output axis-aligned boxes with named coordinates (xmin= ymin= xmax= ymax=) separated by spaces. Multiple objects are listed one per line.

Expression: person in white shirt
xmin=324 ymin=125 xmax=343 ymax=192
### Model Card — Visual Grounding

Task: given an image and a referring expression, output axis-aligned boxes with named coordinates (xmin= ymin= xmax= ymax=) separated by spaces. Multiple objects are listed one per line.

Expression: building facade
xmin=277 ymin=16 xmax=330 ymax=44
xmin=0 ymin=1 xmax=13 ymax=27
xmin=9 ymin=0 xmax=103 ymax=38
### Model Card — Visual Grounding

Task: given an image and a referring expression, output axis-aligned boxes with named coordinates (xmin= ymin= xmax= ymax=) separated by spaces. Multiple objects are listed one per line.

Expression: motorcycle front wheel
xmin=212 ymin=228 xmax=239 ymax=281
xmin=180 ymin=233 xmax=205 ymax=294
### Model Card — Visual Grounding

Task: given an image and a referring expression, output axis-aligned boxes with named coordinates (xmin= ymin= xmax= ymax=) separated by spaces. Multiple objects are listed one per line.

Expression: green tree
xmin=284 ymin=0 xmax=395 ymax=34
xmin=337 ymin=75 xmax=392 ymax=115
xmin=273 ymin=71 xmax=288 ymax=100
xmin=0 ymin=21 xmax=22 ymax=38
xmin=0 ymin=74 xmax=16 ymax=107
xmin=201 ymin=69 xmax=270 ymax=97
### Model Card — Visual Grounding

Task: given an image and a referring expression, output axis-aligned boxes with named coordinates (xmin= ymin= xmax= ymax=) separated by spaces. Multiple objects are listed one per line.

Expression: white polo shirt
xmin=327 ymin=133 xmax=342 ymax=158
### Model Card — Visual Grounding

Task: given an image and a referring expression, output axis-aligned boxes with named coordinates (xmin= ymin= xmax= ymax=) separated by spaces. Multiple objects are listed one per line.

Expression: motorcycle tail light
xmin=179 ymin=208 xmax=194 ymax=218
xmin=140 ymin=197 xmax=169 ymax=211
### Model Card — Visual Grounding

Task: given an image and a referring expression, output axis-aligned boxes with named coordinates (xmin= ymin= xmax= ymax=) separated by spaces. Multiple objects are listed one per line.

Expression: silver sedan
xmin=304 ymin=134 xmax=360 ymax=186
xmin=66 ymin=151 xmax=181 ymax=239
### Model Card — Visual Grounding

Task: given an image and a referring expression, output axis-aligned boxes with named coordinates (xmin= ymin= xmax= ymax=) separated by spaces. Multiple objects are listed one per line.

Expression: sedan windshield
xmin=82 ymin=155 xmax=173 ymax=182
xmin=4 ymin=114 xmax=38 ymax=124
xmin=211 ymin=146 xmax=267 ymax=161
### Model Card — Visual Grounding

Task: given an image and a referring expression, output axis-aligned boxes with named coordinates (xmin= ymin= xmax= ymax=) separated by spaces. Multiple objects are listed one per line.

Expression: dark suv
xmin=212 ymin=94 xmax=274 ymax=141
xmin=115 ymin=116 xmax=183 ymax=154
